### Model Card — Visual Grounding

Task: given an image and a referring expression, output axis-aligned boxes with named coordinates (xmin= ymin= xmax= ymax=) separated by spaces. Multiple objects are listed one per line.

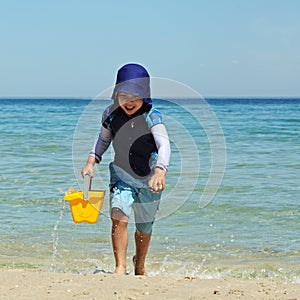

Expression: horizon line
xmin=0 ymin=95 xmax=300 ymax=100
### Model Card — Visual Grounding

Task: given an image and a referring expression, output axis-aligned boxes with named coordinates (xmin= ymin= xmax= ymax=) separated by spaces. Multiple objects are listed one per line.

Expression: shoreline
xmin=0 ymin=269 xmax=299 ymax=300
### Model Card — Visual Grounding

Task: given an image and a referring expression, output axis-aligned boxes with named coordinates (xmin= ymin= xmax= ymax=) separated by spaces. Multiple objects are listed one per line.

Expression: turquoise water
xmin=0 ymin=98 xmax=299 ymax=282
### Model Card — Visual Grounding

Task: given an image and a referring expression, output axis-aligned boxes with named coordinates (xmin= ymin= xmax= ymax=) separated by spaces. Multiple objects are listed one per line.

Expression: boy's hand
xmin=81 ymin=157 xmax=96 ymax=178
xmin=81 ymin=163 xmax=94 ymax=178
xmin=148 ymin=167 xmax=166 ymax=193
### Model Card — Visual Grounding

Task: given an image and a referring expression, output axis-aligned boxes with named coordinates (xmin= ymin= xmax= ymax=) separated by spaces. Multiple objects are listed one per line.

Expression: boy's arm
xmin=151 ymin=123 xmax=171 ymax=172
xmin=81 ymin=126 xmax=112 ymax=178
xmin=149 ymin=123 xmax=171 ymax=193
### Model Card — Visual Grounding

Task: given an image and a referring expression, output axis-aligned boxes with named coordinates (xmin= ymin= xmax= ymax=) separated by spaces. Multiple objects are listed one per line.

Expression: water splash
xmin=50 ymin=195 xmax=66 ymax=272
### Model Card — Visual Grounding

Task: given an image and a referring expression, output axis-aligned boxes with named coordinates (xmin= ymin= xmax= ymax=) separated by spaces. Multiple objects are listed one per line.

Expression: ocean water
xmin=0 ymin=98 xmax=299 ymax=282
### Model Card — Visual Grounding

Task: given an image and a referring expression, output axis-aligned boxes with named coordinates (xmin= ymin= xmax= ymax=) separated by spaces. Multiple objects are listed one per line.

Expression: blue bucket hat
xmin=112 ymin=63 xmax=152 ymax=104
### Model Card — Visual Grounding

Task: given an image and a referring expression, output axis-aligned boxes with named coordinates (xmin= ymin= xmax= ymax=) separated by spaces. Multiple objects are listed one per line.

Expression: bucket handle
xmin=83 ymin=173 xmax=92 ymax=200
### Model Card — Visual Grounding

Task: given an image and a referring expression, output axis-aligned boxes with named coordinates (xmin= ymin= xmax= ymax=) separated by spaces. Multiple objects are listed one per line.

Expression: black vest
xmin=103 ymin=103 xmax=158 ymax=178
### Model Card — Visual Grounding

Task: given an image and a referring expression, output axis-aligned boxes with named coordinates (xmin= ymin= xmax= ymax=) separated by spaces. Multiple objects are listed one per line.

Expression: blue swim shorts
xmin=109 ymin=163 xmax=161 ymax=234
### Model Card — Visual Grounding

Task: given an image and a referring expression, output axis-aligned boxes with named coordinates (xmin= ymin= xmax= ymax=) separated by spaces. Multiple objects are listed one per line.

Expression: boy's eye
xmin=119 ymin=94 xmax=140 ymax=102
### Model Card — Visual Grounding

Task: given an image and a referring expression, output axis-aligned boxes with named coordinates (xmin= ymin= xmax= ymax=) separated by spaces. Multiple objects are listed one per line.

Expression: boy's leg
xmin=109 ymin=175 xmax=136 ymax=275
xmin=134 ymin=229 xmax=151 ymax=275
xmin=111 ymin=208 xmax=129 ymax=275
xmin=133 ymin=189 xmax=161 ymax=275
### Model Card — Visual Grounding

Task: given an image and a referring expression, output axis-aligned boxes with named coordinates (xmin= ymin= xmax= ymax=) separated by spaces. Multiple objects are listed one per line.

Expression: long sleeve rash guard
xmin=89 ymin=104 xmax=171 ymax=177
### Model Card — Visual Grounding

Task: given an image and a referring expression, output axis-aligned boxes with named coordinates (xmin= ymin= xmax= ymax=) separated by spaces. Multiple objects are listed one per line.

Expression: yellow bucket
xmin=64 ymin=189 xmax=105 ymax=224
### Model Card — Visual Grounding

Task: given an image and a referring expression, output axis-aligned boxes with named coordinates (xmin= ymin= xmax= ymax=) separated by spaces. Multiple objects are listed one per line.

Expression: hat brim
xmin=114 ymin=82 xmax=144 ymax=98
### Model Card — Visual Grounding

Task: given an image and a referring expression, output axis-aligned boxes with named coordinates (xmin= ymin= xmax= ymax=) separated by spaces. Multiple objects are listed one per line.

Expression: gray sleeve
xmin=89 ymin=126 xmax=113 ymax=163
xmin=151 ymin=123 xmax=171 ymax=172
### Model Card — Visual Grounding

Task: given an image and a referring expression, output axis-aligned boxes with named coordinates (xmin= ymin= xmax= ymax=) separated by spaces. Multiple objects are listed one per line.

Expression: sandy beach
xmin=0 ymin=270 xmax=299 ymax=300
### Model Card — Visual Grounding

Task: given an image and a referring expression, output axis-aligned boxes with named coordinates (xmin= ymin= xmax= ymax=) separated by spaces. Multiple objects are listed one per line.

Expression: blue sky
xmin=1 ymin=0 xmax=299 ymax=97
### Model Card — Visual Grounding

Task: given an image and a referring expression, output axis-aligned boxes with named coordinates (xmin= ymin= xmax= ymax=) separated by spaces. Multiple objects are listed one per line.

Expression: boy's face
xmin=118 ymin=92 xmax=143 ymax=115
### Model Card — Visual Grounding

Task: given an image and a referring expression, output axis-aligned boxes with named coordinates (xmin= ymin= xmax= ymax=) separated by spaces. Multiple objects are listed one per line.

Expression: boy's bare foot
xmin=133 ymin=255 xmax=146 ymax=275
xmin=113 ymin=265 xmax=126 ymax=275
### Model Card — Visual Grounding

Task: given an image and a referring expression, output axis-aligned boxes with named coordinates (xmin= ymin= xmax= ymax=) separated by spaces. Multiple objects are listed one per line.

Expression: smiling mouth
xmin=124 ymin=105 xmax=135 ymax=111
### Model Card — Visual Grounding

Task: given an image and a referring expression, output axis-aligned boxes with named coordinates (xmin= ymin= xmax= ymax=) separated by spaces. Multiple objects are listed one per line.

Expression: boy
xmin=81 ymin=63 xmax=171 ymax=275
